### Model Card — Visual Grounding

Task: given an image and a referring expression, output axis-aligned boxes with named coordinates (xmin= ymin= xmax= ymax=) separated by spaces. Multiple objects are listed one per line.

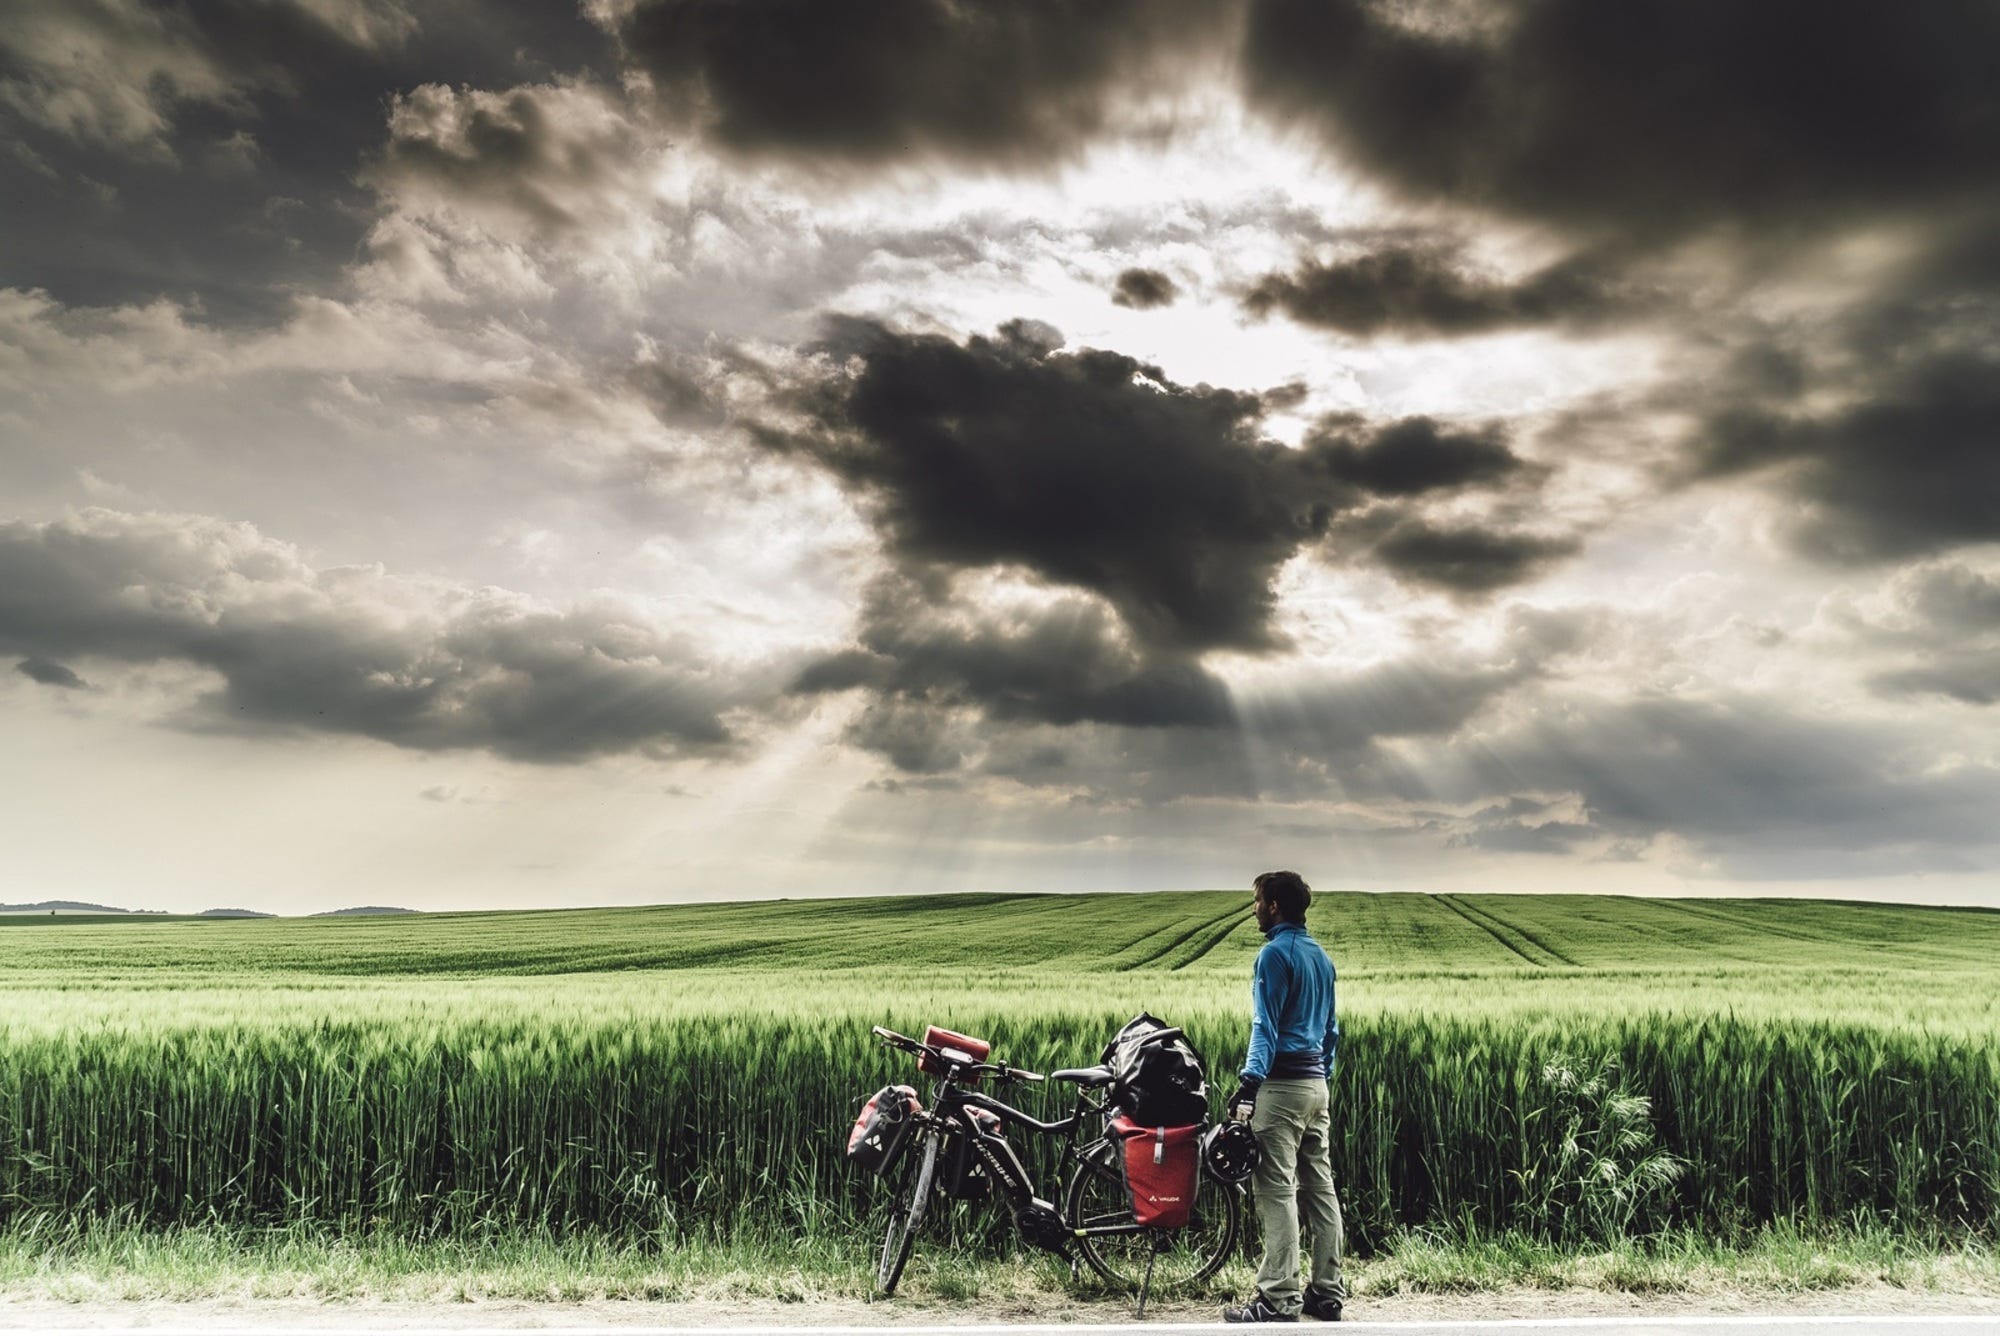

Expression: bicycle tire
xmin=877 ymin=1128 xmax=940 ymax=1294
xmin=1063 ymin=1149 xmax=1239 ymax=1292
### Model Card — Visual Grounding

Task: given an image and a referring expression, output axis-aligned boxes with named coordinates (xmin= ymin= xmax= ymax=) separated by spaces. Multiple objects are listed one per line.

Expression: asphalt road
xmin=10 ymin=1318 xmax=1999 ymax=1335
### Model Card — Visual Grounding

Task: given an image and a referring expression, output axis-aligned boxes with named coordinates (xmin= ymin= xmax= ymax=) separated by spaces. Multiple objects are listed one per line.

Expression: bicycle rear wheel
xmin=1064 ymin=1146 xmax=1238 ymax=1292
xmin=877 ymin=1127 xmax=941 ymax=1294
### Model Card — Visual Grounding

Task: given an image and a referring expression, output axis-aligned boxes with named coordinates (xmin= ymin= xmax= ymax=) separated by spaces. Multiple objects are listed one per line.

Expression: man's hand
xmin=1229 ymin=1077 xmax=1261 ymax=1123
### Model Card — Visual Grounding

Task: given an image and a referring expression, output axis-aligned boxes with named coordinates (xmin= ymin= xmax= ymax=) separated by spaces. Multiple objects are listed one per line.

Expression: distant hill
xmin=0 ymin=900 xmax=168 ymax=915
xmin=2 ymin=901 xmax=418 ymax=918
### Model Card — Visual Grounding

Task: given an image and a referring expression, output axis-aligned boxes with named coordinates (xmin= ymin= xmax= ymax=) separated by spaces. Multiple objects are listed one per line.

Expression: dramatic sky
xmin=4 ymin=0 xmax=1998 ymax=912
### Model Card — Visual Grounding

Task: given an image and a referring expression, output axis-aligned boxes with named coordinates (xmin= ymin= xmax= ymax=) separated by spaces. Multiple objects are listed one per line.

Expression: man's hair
xmin=1254 ymin=870 xmax=1311 ymax=923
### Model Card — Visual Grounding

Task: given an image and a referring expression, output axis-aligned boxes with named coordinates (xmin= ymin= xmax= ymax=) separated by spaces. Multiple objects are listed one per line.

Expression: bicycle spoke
xmin=877 ymin=1128 xmax=940 ymax=1294
xmin=1065 ymin=1159 xmax=1238 ymax=1293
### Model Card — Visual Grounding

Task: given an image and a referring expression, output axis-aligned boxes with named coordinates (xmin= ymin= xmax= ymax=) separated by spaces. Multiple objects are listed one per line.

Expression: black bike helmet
xmin=1201 ymin=1120 xmax=1259 ymax=1185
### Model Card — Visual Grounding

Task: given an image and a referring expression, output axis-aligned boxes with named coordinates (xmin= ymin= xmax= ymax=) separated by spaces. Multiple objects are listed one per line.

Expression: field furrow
xmin=1433 ymin=895 xmax=1555 ymax=966
xmin=1116 ymin=901 xmax=1247 ymax=971
xmin=1168 ymin=912 xmax=1248 ymax=971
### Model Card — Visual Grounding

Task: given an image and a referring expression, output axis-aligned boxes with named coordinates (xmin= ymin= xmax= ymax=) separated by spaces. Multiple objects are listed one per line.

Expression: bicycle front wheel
xmin=877 ymin=1128 xmax=941 ymax=1294
xmin=1064 ymin=1148 xmax=1239 ymax=1292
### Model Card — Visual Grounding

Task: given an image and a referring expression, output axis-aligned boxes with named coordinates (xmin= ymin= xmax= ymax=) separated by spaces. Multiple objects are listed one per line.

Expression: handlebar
xmin=871 ymin=1025 xmax=1044 ymax=1083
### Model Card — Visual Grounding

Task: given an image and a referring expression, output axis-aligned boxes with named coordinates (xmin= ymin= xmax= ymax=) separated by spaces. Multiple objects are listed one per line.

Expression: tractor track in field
xmin=1475 ymin=906 xmax=1581 ymax=967
xmin=1169 ymin=911 xmax=1248 ymax=971
xmin=1117 ymin=903 xmax=1247 ymax=972
xmin=1434 ymin=895 xmax=1563 ymax=967
xmin=1650 ymin=898 xmax=1990 ymax=971
xmin=1651 ymin=898 xmax=1834 ymax=946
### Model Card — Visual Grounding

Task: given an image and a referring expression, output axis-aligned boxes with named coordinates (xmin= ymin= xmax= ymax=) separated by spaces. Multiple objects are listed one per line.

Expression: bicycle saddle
xmin=1050 ymin=1065 xmax=1116 ymax=1087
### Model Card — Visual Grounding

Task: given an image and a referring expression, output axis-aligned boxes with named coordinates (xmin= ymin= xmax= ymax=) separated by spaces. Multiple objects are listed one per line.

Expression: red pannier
xmin=918 ymin=1026 xmax=991 ymax=1084
xmin=846 ymin=1084 xmax=920 ymax=1176
xmin=1111 ymin=1116 xmax=1203 ymax=1228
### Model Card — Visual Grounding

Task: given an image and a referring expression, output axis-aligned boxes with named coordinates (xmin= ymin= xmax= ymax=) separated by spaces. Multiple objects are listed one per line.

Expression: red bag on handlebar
xmin=918 ymin=1026 xmax=991 ymax=1083
xmin=1111 ymin=1116 xmax=1203 ymax=1228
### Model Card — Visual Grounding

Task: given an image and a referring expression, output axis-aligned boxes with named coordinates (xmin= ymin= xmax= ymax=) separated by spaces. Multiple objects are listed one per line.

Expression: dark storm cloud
xmin=764 ymin=317 xmax=1328 ymax=654
xmin=1240 ymin=0 xmax=2000 ymax=241
xmin=1451 ymin=694 xmax=2000 ymax=877
xmin=1243 ymin=243 xmax=1647 ymax=337
xmin=1871 ymin=659 xmax=2000 ymax=708
xmin=1856 ymin=563 xmax=2000 ymax=707
xmin=1112 ymin=268 xmax=1180 ymax=310
xmin=810 ymin=580 xmax=1582 ymax=781
xmin=0 ymin=510 xmax=751 ymax=762
xmin=794 ymin=576 xmax=1235 ymax=732
xmin=604 ymin=0 xmax=1226 ymax=167
xmin=1371 ymin=522 xmax=1578 ymax=594
xmin=0 ymin=1 xmax=616 ymax=322
xmin=831 ymin=643 xmax=1526 ymax=783
xmin=1229 ymin=0 xmax=2000 ymax=578
xmin=1306 ymin=414 xmax=1522 ymax=496
xmin=15 ymin=656 xmax=86 ymax=689
xmin=966 ymin=605 xmax=1588 ymax=798
xmin=762 ymin=318 xmax=1553 ymax=657
xmin=1693 ymin=353 xmax=2000 ymax=562
xmin=760 ymin=316 xmax=1573 ymax=777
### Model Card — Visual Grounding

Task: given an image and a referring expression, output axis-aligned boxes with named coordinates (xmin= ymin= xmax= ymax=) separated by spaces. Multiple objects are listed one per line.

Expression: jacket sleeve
xmin=1241 ymin=944 xmax=1288 ymax=1082
xmin=1321 ymin=957 xmax=1339 ymax=1077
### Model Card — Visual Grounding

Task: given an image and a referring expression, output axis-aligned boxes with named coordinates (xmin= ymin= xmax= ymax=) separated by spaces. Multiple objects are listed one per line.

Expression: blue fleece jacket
xmin=1241 ymin=920 xmax=1338 ymax=1082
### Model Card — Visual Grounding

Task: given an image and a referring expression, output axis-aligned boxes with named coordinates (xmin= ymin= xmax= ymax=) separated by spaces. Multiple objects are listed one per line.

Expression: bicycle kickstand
xmin=1135 ymin=1242 xmax=1160 ymax=1320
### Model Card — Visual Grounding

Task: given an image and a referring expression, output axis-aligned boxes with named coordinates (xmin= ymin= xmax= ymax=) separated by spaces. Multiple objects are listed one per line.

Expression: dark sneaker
xmin=1302 ymin=1288 xmax=1344 ymax=1321
xmin=1222 ymin=1295 xmax=1298 ymax=1323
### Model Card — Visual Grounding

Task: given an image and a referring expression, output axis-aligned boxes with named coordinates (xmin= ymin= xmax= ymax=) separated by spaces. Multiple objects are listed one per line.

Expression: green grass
xmin=1 ymin=1215 xmax=1993 ymax=1305
xmin=1 ymin=891 xmax=1996 ymax=1253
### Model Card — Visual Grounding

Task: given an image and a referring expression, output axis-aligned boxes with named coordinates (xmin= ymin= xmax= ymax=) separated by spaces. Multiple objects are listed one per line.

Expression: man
xmin=1223 ymin=870 xmax=1346 ymax=1323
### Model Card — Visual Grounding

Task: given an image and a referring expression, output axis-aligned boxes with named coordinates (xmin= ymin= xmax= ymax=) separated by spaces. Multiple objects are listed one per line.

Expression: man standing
xmin=1223 ymin=870 xmax=1346 ymax=1323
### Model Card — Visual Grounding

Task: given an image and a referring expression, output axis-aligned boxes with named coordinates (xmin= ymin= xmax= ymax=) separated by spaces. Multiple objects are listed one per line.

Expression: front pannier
xmin=1111 ymin=1116 xmax=1203 ymax=1229
xmin=1103 ymin=1013 xmax=1209 ymax=1127
xmin=941 ymin=1107 xmax=1003 ymax=1201
xmin=940 ymin=1130 xmax=988 ymax=1201
xmin=846 ymin=1084 xmax=919 ymax=1176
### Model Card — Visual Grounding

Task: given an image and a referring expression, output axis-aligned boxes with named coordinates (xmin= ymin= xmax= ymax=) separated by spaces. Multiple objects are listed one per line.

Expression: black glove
xmin=1229 ymin=1076 xmax=1261 ymax=1123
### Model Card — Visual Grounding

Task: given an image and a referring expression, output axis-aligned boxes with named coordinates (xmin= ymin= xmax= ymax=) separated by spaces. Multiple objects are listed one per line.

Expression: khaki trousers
xmin=1248 ymin=1077 xmax=1347 ymax=1312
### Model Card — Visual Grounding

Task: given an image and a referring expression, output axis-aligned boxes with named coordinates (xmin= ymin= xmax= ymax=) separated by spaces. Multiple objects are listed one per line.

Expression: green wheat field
xmin=3 ymin=891 xmax=1997 ymax=1262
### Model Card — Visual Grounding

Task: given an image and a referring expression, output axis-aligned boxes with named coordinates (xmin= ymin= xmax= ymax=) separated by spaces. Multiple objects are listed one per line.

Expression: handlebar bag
xmin=918 ymin=1025 xmax=991 ymax=1083
xmin=1104 ymin=1014 xmax=1209 ymax=1126
xmin=846 ymin=1084 xmax=920 ymax=1176
xmin=1111 ymin=1116 xmax=1203 ymax=1229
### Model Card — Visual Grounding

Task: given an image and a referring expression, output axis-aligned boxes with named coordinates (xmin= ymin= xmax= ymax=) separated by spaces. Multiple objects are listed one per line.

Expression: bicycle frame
xmin=918 ymin=1063 xmax=1153 ymax=1246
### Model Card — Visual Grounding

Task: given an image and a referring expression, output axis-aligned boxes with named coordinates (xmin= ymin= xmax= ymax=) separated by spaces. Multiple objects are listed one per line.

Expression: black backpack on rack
xmin=1102 ymin=1012 xmax=1210 ymax=1128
